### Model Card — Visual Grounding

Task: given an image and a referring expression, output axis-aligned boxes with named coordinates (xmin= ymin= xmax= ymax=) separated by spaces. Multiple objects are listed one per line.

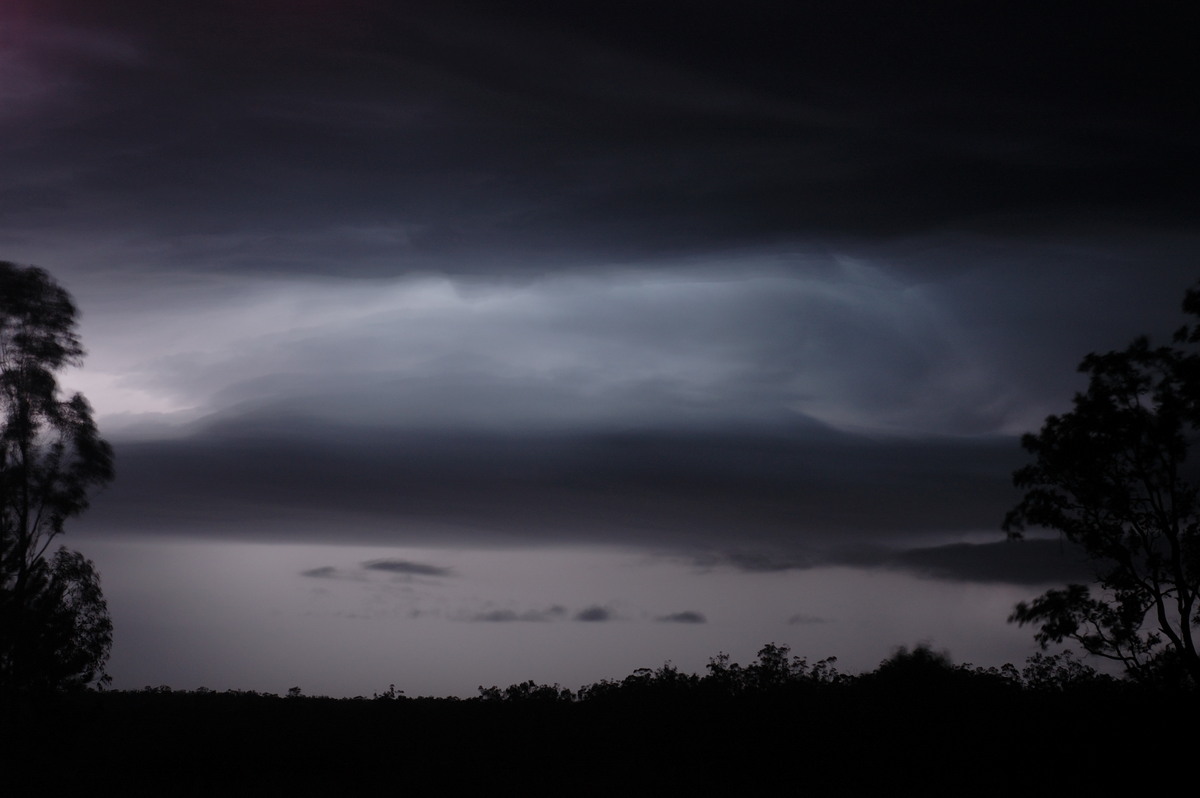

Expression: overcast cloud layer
xmin=2 ymin=1 xmax=1198 ymax=629
xmin=4 ymin=2 xmax=1195 ymax=265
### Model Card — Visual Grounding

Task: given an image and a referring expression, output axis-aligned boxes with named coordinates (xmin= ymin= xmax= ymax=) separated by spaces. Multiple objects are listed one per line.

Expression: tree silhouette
xmin=0 ymin=262 xmax=114 ymax=694
xmin=1004 ymin=282 xmax=1200 ymax=684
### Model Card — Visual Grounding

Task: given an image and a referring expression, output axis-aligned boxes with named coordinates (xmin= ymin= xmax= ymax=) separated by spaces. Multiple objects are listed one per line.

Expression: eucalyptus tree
xmin=1005 ymin=283 xmax=1200 ymax=684
xmin=0 ymin=262 xmax=114 ymax=693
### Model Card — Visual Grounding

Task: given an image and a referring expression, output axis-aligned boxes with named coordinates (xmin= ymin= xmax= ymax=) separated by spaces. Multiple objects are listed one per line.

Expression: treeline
xmin=476 ymin=642 xmax=1121 ymax=703
xmin=92 ymin=642 xmax=1127 ymax=705
xmin=4 ymin=644 xmax=1195 ymax=796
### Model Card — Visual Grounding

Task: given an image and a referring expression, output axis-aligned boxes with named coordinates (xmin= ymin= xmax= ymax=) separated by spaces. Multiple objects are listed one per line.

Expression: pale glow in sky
xmin=76 ymin=537 xmax=1047 ymax=697
xmin=63 ymin=260 xmax=1009 ymax=436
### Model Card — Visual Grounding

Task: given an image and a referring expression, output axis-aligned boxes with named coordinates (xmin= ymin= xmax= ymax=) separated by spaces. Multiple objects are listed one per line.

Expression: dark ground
xmin=3 ymin=658 xmax=1191 ymax=796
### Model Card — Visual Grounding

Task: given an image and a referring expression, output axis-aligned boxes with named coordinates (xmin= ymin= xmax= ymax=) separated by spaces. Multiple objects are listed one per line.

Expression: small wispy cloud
xmin=787 ymin=613 xmax=827 ymax=626
xmin=470 ymin=605 xmax=567 ymax=623
xmin=656 ymin=610 xmax=706 ymax=624
xmin=362 ymin=559 xmax=453 ymax=577
xmin=575 ymin=605 xmax=614 ymax=622
xmin=300 ymin=566 xmax=339 ymax=579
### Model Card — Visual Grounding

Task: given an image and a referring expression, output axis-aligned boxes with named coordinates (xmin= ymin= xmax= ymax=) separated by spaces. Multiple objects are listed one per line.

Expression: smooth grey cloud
xmin=575 ymin=605 xmax=614 ymax=623
xmin=362 ymin=559 xmax=453 ymax=578
xmin=657 ymin=611 xmax=706 ymax=624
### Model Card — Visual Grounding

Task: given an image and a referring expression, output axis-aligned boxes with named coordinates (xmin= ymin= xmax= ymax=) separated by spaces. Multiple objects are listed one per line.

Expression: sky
xmin=2 ymin=1 xmax=1198 ymax=696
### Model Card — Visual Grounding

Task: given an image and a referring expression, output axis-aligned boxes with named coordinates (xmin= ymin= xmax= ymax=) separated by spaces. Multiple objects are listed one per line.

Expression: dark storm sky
xmin=3 ymin=0 xmax=1198 ymax=581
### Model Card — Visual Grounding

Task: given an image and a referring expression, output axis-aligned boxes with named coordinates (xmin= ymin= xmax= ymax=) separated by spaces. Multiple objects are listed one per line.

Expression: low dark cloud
xmin=699 ymin=537 xmax=1092 ymax=587
xmin=696 ymin=551 xmax=815 ymax=573
xmin=362 ymin=559 xmax=453 ymax=578
xmin=657 ymin=611 xmax=706 ymax=624
xmin=79 ymin=422 xmax=1025 ymax=558
xmin=300 ymin=566 xmax=338 ymax=579
xmin=575 ymin=606 xmax=614 ymax=623
xmin=887 ymin=539 xmax=1092 ymax=586
xmin=72 ymin=415 xmax=1128 ymax=588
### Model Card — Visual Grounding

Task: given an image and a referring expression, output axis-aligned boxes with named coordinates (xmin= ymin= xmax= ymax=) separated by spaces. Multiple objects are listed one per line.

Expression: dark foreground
xmin=3 ymin=648 xmax=1194 ymax=796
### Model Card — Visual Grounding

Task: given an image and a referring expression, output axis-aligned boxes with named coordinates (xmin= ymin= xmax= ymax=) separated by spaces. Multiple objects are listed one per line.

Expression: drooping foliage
xmin=1005 ymin=282 xmax=1200 ymax=684
xmin=0 ymin=262 xmax=114 ymax=694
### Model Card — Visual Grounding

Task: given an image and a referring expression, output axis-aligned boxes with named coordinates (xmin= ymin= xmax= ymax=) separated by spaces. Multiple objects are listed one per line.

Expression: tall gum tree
xmin=1005 ymin=282 xmax=1200 ymax=684
xmin=0 ymin=262 xmax=114 ymax=693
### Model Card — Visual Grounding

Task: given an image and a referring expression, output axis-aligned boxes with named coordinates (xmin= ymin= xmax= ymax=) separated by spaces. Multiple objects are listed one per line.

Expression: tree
xmin=1004 ymin=282 xmax=1200 ymax=684
xmin=0 ymin=262 xmax=114 ymax=694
